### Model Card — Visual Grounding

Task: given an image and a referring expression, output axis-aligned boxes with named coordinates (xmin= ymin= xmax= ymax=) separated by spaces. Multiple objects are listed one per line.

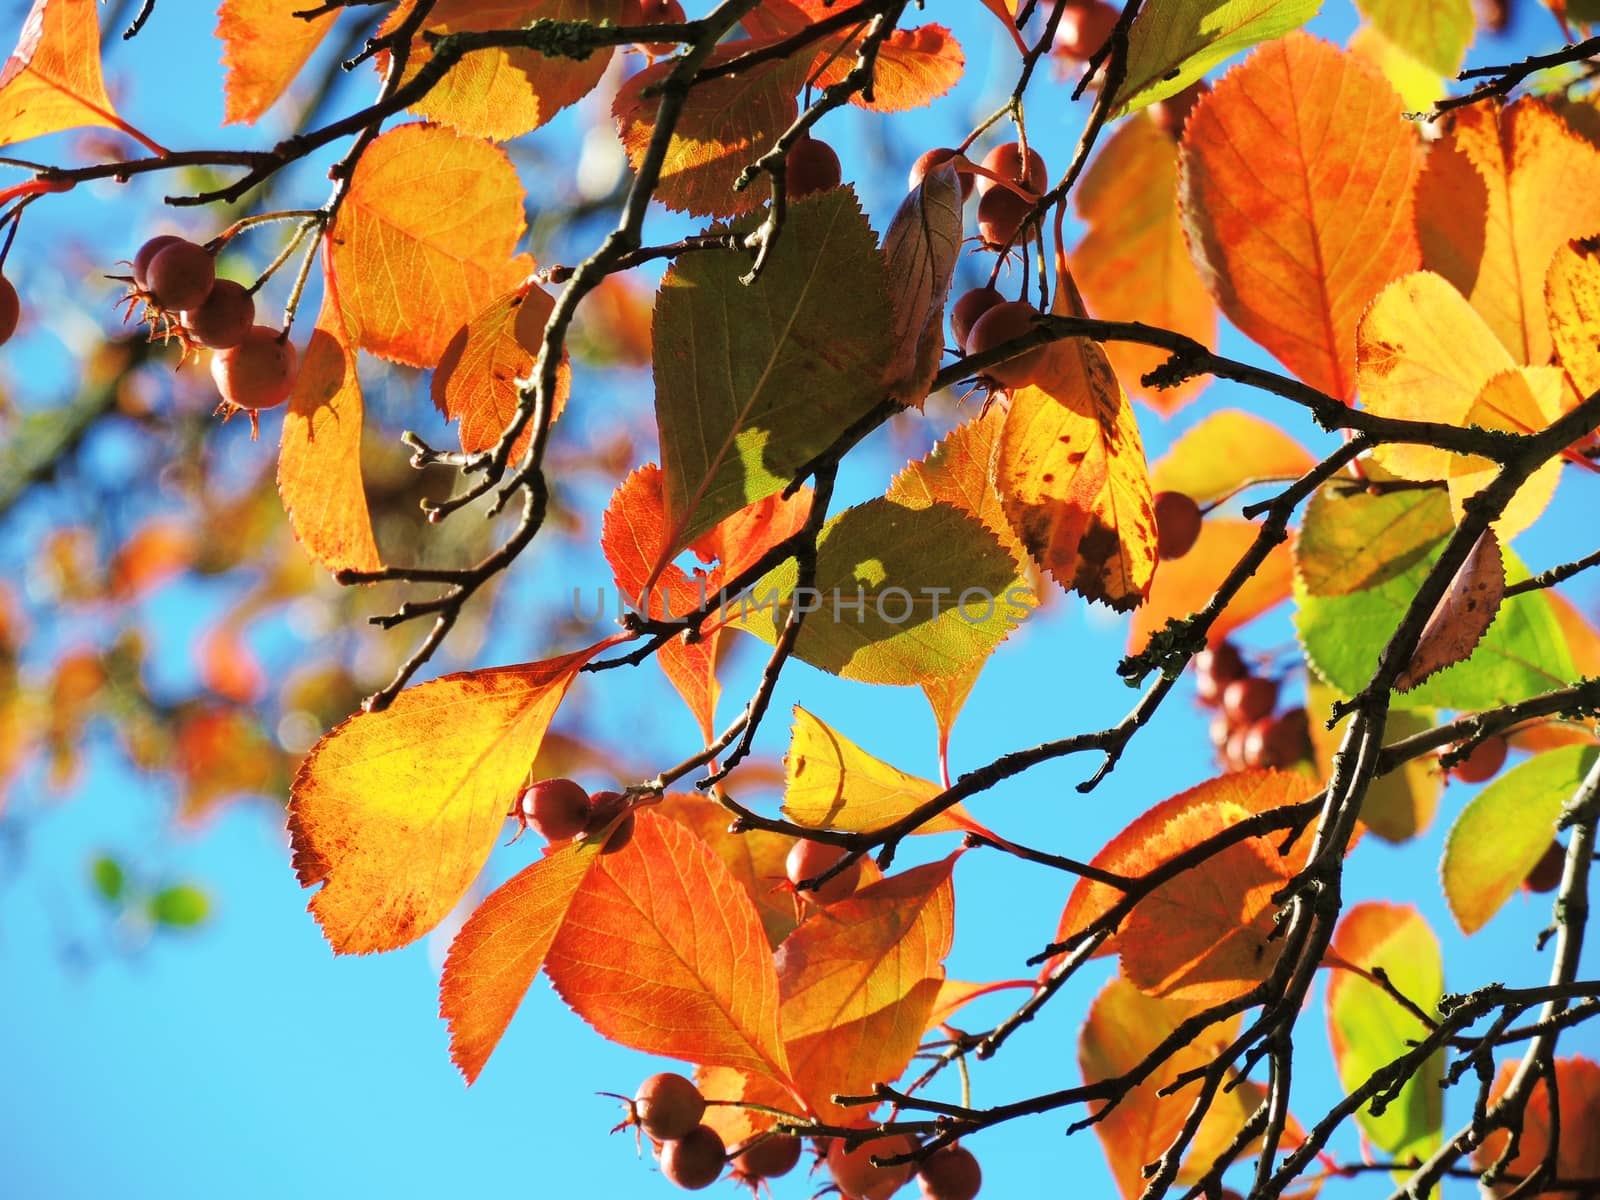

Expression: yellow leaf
xmin=216 ymin=0 xmax=338 ymax=125
xmin=1446 ymin=367 xmax=1567 ymax=539
xmin=0 ymin=0 xmax=136 ymax=149
xmin=1547 ymin=235 xmax=1600 ymax=400
xmin=1148 ymin=409 xmax=1316 ymax=505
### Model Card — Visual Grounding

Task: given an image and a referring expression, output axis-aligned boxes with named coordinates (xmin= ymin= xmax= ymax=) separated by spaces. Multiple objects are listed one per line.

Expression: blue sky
xmin=1 ymin=2 xmax=1597 ymax=1197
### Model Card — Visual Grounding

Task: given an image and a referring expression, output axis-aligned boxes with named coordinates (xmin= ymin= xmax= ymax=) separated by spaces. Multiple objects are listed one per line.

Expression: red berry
xmin=146 ymin=239 xmax=216 ymax=311
xmin=1055 ymin=0 xmax=1118 ymax=60
xmin=635 ymin=1072 xmax=707 ymax=1141
xmin=1194 ymin=642 xmax=1247 ymax=707
xmin=950 ymin=285 xmax=1005 ymax=352
xmin=131 ymin=234 xmax=184 ymax=289
xmin=211 ymin=326 xmax=298 ymax=411
xmin=582 ymin=790 xmax=636 ymax=853
xmin=182 ymin=278 xmax=256 ymax=350
xmin=732 ymin=1134 xmax=802 ymax=1180
xmin=965 ymin=300 xmax=1045 ymax=388
xmin=626 ymin=0 xmax=687 ymax=57
xmin=1451 ymin=735 xmax=1508 ymax=784
xmin=1243 ymin=707 xmax=1311 ymax=769
xmin=827 ymin=1131 xmax=918 ymax=1200
xmin=0 ymin=275 xmax=18 ymax=345
xmin=910 ymin=147 xmax=974 ymax=201
xmin=516 ymin=777 xmax=592 ymax=842
xmin=1153 ymin=491 xmax=1203 ymax=560
xmin=1208 ymin=711 xmax=1232 ymax=751
xmin=786 ymin=135 xmax=842 ymax=199
xmin=975 ymin=185 xmax=1033 ymax=247
xmin=1222 ymin=676 xmax=1278 ymax=726
xmin=660 ymin=1124 xmax=725 ymax=1190
xmin=1223 ymin=727 xmax=1251 ymax=774
xmin=918 ymin=1145 xmax=982 ymax=1200
xmin=1525 ymin=839 xmax=1565 ymax=893
xmin=1150 ymin=79 xmax=1211 ymax=138
xmin=976 ymin=142 xmax=1047 ymax=197
xmin=786 ymin=839 xmax=861 ymax=905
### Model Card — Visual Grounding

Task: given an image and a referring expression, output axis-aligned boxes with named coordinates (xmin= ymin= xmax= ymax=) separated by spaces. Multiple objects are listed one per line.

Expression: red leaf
xmin=1396 ymin=529 xmax=1504 ymax=692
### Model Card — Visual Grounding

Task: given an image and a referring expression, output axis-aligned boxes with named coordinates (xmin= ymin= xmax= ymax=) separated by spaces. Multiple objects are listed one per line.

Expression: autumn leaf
xmin=1129 ymin=519 xmax=1295 ymax=651
xmin=440 ymin=839 xmax=606 ymax=1083
xmin=1353 ymin=0 xmax=1473 ymax=75
xmin=1417 ymin=99 xmax=1600 ymax=367
xmin=1473 ymin=1056 xmax=1600 ymax=1197
xmin=1442 ymin=745 xmax=1597 ymax=934
xmin=278 ymin=271 xmax=382 ymax=575
xmin=216 ymin=0 xmax=338 ymax=125
xmin=0 ymin=0 xmax=152 ymax=151
xmin=1305 ymin=676 xmax=1442 ymax=844
xmin=1180 ymin=33 xmax=1422 ymax=400
xmin=329 ymin=123 xmax=530 ymax=368
xmin=651 ymin=188 xmax=893 ymax=569
xmin=695 ymin=1064 xmax=802 ymax=1148
xmin=777 ymin=856 xmax=955 ymax=1123
xmin=376 ymin=0 xmax=620 ymax=142
xmin=1295 ymin=477 xmax=1454 ymax=599
xmin=1325 ymin=903 xmax=1444 ymax=1165
xmin=1149 ymin=409 xmax=1316 ymax=506
xmin=431 ymin=275 xmax=568 ymax=463
xmin=655 ymin=792 xmax=799 ymax=948
xmin=544 ymin=811 xmax=793 ymax=1082
xmin=1071 ymin=113 xmax=1217 ymax=414
xmin=1445 ymin=367 xmax=1567 ymax=541
xmin=288 ymin=644 xmax=602 ymax=954
xmin=613 ymin=41 xmax=805 ymax=218
xmin=880 ymin=161 xmax=962 ymax=407
xmin=1547 ymin=235 xmax=1600 ymax=400
xmin=107 ymin=519 xmax=195 ymax=600
xmin=1349 ymin=23 xmax=1450 ymax=112
xmin=1396 ymin=529 xmax=1505 ymax=692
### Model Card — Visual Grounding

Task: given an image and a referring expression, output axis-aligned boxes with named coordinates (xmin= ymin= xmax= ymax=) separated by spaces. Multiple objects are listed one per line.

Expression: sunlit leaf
xmin=1547 ymin=235 xmax=1600 ymax=400
xmin=0 ymin=0 xmax=136 ymax=148
xmin=1352 ymin=0 xmax=1472 ymax=75
xmin=777 ymin=856 xmax=955 ymax=1123
xmin=1150 ymin=410 xmax=1316 ymax=506
xmin=1473 ymin=1057 xmax=1600 ymax=1196
xmin=656 ymin=791 xmax=799 ymax=949
xmin=1180 ymin=33 xmax=1421 ymax=399
xmin=1442 ymin=744 xmax=1597 ymax=934
xmin=289 ymin=645 xmax=600 ymax=954
xmin=1348 ymin=24 xmax=1448 ymax=112
xmin=216 ymin=0 xmax=338 ymax=125
xmin=1445 ymin=367 xmax=1567 ymax=541
xmin=1416 ymin=98 xmax=1600 ymax=366
xmin=1129 ymin=519 xmax=1294 ymax=651
xmin=1295 ymin=478 xmax=1454 ymax=598
xmin=695 ymin=1064 xmax=801 ymax=1147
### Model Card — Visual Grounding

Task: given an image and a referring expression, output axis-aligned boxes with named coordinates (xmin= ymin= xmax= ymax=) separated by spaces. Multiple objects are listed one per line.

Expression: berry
xmin=827 ymin=1131 xmax=918 ymax=1200
xmin=584 ymin=790 xmax=636 ymax=853
xmin=626 ymin=0 xmax=687 ymax=57
xmin=950 ymin=285 xmax=1005 ymax=352
xmin=211 ymin=326 xmax=298 ymax=411
xmin=0 ymin=275 xmax=18 ymax=345
xmin=635 ymin=1072 xmax=707 ymax=1141
xmin=1222 ymin=676 xmax=1278 ymax=726
xmin=181 ymin=278 xmax=256 ymax=350
xmin=145 ymin=239 xmax=216 ymax=311
xmin=918 ymin=1145 xmax=982 ymax=1200
xmin=516 ymin=777 xmax=592 ymax=842
xmin=1223 ymin=726 xmax=1251 ymax=774
xmin=975 ymin=142 xmax=1047 ymax=197
xmin=786 ymin=135 xmax=842 ymax=199
xmin=1451 ymin=735 xmax=1507 ymax=784
xmin=786 ymin=838 xmax=861 ymax=905
xmin=1194 ymin=642 xmax=1247 ymax=706
xmin=131 ymin=234 xmax=184 ymax=289
xmin=732 ymin=1134 xmax=802 ymax=1180
xmin=1054 ymin=0 xmax=1118 ymax=60
xmin=975 ymin=185 xmax=1033 ymax=247
xmin=965 ymin=300 xmax=1045 ymax=388
xmin=1525 ymin=839 xmax=1566 ymax=893
xmin=1150 ymin=79 xmax=1211 ymax=138
xmin=660 ymin=1124 xmax=725 ymax=1191
xmin=910 ymin=147 xmax=974 ymax=201
xmin=1243 ymin=708 xmax=1311 ymax=769
xmin=1208 ymin=711 xmax=1232 ymax=751
xmin=1153 ymin=491 xmax=1203 ymax=560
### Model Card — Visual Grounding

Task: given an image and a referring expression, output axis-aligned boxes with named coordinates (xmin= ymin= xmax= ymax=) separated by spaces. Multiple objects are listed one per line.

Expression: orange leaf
xmin=1445 ymin=367 xmax=1567 ymax=540
xmin=1180 ymin=33 xmax=1421 ymax=399
xmin=107 ymin=519 xmax=195 ymax=600
xmin=1473 ymin=1056 xmax=1600 ymax=1197
xmin=1129 ymin=519 xmax=1294 ymax=652
xmin=695 ymin=1064 xmax=802 ymax=1147
xmin=376 ymin=0 xmax=620 ymax=142
xmin=777 ymin=856 xmax=956 ymax=1123
xmin=288 ymin=644 xmax=602 ymax=954
xmin=329 ymin=123 xmax=530 ymax=368
xmin=1417 ymin=98 xmax=1600 ymax=367
xmin=544 ymin=811 xmax=793 ymax=1081
xmin=923 ymin=977 xmax=1034 ymax=1033
xmin=1073 ymin=113 xmax=1217 ymax=414
xmin=440 ymin=840 xmax=606 ymax=1083
xmin=215 ymin=0 xmax=338 ymax=125
xmin=0 ymin=0 xmax=143 ymax=149
xmin=431 ymin=275 xmax=568 ymax=463
xmin=655 ymin=791 xmax=800 ymax=949
xmin=996 ymin=273 xmax=1157 ymax=611
xmin=1547 ymin=235 xmax=1600 ymax=400
xmin=613 ymin=41 xmax=804 ymax=217
xmin=277 ymin=272 xmax=381 ymax=575
xmin=1396 ymin=529 xmax=1504 ymax=692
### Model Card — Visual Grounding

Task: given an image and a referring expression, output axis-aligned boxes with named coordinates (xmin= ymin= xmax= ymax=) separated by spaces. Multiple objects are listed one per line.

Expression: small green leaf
xmin=1113 ymin=0 xmax=1324 ymax=116
xmin=89 ymin=854 xmax=125 ymax=903
xmin=1353 ymin=0 xmax=1473 ymax=76
xmin=1295 ymin=482 xmax=1455 ymax=598
xmin=1442 ymin=745 xmax=1597 ymax=934
xmin=147 ymin=883 xmax=211 ymax=929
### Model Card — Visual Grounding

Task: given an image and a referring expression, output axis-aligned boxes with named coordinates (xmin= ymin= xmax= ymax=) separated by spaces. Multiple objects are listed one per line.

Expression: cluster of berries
xmin=1194 ymin=642 xmax=1312 ymax=772
xmin=514 ymin=777 xmax=637 ymax=852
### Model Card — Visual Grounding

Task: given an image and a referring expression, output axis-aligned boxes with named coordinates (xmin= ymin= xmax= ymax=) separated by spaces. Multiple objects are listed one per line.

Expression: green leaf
xmin=148 ymin=883 xmax=211 ymax=928
xmin=1295 ymin=541 xmax=1576 ymax=711
xmin=1296 ymin=482 xmax=1455 ymax=598
xmin=1326 ymin=903 xmax=1444 ymax=1166
xmin=90 ymin=854 xmax=125 ymax=903
xmin=1442 ymin=744 xmax=1597 ymax=934
xmin=1353 ymin=0 xmax=1473 ymax=76
xmin=734 ymin=499 xmax=1029 ymax=685
xmin=652 ymin=189 xmax=894 ymax=570
xmin=1112 ymin=0 xmax=1324 ymax=116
